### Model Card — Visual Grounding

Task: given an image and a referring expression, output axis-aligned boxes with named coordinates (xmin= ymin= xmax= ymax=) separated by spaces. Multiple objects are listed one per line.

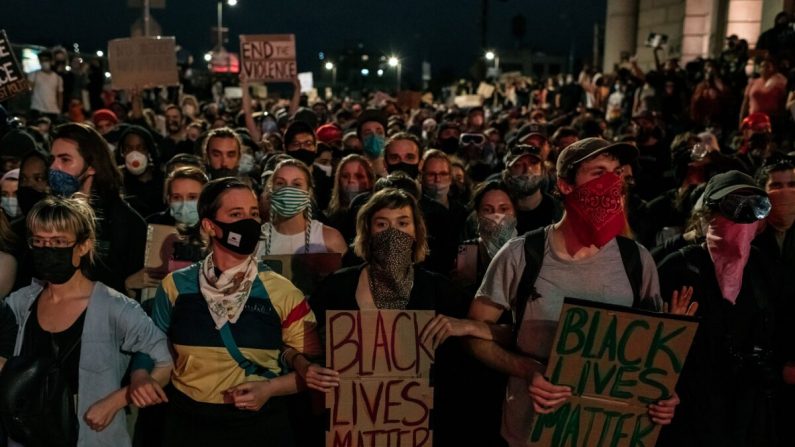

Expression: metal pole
xmin=333 ymin=66 xmax=337 ymax=86
xmin=217 ymin=1 xmax=223 ymax=51
xmin=396 ymin=63 xmax=401 ymax=92
xmin=143 ymin=0 xmax=151 ymax=36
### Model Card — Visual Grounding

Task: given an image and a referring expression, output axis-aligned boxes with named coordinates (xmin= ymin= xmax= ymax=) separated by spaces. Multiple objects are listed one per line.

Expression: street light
xmin=325 ymin=61 xmax=337 ymax=86
xmin=216 ymin=0 xmax=238 ymax=51
xmin=227 ymin=0 xmax=237 ymax=5
xmin=96 ymin=50 xmax=104 ymax=58
xmin=485 ymin=51 xmax=495 ymax=61
xmin=387 ymin=55 xmax=401 ymax=92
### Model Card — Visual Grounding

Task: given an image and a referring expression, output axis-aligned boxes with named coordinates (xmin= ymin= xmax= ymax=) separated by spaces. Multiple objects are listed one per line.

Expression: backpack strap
xmin=512 ymin=228 xmax=547 ymax=347
xmin=615 ymin=236 xmax=643 ymax=309
xmin=219 ymin=323 xmax=278 ymax=379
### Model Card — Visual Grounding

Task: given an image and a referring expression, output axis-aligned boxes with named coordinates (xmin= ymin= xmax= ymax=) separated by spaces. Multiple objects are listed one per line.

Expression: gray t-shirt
xmin=475 ymin=226 xmax=661 ymax=447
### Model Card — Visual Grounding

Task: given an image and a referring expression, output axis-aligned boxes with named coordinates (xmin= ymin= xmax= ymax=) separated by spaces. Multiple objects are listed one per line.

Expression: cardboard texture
xmin=476 ymin=82 xmax=496 ymax=99
xmin=239 ymin=34 xmax=297 ymax=83
xmin=453 ymin=95 xmax=483 ymax=108
xmin=108 ymin=37 xmax=178 ymax=90
xmin=0 ymin=30 xmax=30 ymax=101
xmin=528 ymin=298 xmax=698 ymax=447
xmin=326 ymin=310 xmax=436 ymax=447
xmin=261 ymin=253 xmax=341 ymax=296
xmin=143 ymin=224 xmax=180 ymax=284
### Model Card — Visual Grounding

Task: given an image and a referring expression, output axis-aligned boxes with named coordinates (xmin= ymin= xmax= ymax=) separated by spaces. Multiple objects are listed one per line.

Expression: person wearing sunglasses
xmin=657 ymin=170 xmax=787 ymax=446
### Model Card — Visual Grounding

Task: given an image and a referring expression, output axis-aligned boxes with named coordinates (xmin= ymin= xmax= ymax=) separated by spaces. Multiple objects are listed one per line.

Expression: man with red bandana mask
xmin=657 ymin=170 xmax=788 ymax=446
xmin=467 ymin=137 xmax=682 ymax=447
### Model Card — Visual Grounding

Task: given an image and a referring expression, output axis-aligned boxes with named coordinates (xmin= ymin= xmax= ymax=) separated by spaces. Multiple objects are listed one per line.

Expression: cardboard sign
xmin=239 ymin=34 xmax=297 ymax=82
xmin=298 ymin=71 xmax=314 ymax=92
xmin=262 ymin=253 xmax=341 ymax=296
xmin=528 ymin=298 xmax=698 ymax=447
xmin=476 ymin=82 xmax=495 ymax=99
xmin=143 ymin=224 xmax=180 ymax=284
xmin=326 ymin=310 xmax=436 ymax=447
xmin=0 ymin=30 xmax=30 ymax=101
xmin=108 ymin=36 xmax=178 ymax=90
xmin=453 ymin=95 xmax=483 ymax=108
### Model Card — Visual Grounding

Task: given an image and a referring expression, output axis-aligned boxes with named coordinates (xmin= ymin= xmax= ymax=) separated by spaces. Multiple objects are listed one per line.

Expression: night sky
xmin=1 ymin=0 xmax=606 ymax=86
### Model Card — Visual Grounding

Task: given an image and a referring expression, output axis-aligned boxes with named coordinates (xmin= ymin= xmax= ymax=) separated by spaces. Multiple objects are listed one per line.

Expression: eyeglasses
xmin=28 ymin=237 xmax=77 ymax=249
xmin=708 ymin=193 xmax=771 ymax=223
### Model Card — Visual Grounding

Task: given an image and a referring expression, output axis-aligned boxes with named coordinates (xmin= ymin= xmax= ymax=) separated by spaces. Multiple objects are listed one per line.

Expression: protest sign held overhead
xmin=108 ymin=36 xmax=178 ymax=90
xmin=0 ymin=30 xmax=30 ymax=102
xmin=528 ymin=298 xmax=698 ymax=447
xmin=239 ymin=34 xmax=297 ymax=82
xmin=326 ymin=310 xmax=436 ymax=447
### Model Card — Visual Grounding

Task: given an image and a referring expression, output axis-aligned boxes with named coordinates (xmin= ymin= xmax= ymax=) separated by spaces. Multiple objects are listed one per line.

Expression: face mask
xmin=238 ymin=153 xmax=255 ymax=175
xmin=125 ymin=151 xmax=148 ymax=176
xmin=342 ymin=184 xmax=363 ymax=204
xmin=208 ymin=167 xmax=239 ymax=179
xmin=424 ymin=182 xmax=451 ymax=202
xmin=438 ymin=137 xmax=459 ymax=155
xmin=289 ymin=149 xmax=317 ymax=167
xmin=706 ymin=216 xmax=759 ymax=304
xmin=766 ymin=189 xmax=795 ymax=232
xmin=17 ymin=186 xmax=46 ymax=216
xmin=40 ymin=62 xmax=51 ymax=71
xmin=1 ymin=197 xmax=19 ymax=218
xmin=386 ymin=162 xmax=419 ymax=178
xmin=170 ymin=200 xmax=199 ymax=226
xmin=31 ymin=246 xmax=79 ymax=284
xmin=48 ymin=169 xmax=82 ymax=197
xmin=563 ymin=172 xmax=626 ymax=248
xmin=270 ymin=186 xmax=311 ymax=218
xmin=506 ymin=173 xmax=544 ymax=196
xmin=362 ymin=134 xmax=386 ymax=158
xmin=314 ymin=162 xmax=332 ymax=177
xmin=212 ymin=218 xmax=261 ymax=255
xmin=369 ymin=227 xmax=415 ymax=310
xmin=478 ymin=213 xmax=518 ymax=259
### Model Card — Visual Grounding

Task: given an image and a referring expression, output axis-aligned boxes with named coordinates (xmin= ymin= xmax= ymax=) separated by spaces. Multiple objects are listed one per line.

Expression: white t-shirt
xmin=28 ymin=70 xmax=63 ymax=114
xmin=257 ymin=219 xmax=329 ymax=256
xmin=475 ymin=226 xmax=661 ymax=447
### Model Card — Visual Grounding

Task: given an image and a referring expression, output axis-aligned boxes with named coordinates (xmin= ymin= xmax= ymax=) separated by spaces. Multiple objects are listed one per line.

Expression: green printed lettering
xmin=582 ymin=310 xmax=602 ymax=358
xmin=575 ymin=360 xmax=592 ymax=396
xmin=609 ymin=413 xmax=634 ymax=447
xmin=609 ymin=365 xmax=639 ymax=399
xmin=593 ymin=363 xmax=617 ymax=395
xmin=581 ymin=407 xmax=603 ymax=447
xmin=618 ymin=320 xmax=649 ymax=366
xmin=530 ymin=403 xmax=571 ymax=445
xmin=557 ymin=308 xmax=589 ymax=355
xmin=596 ymin=411 xmax=622 ymax=447
xmin=550 ymin=356 xmax=565 ymax=385
xmin=629 ymin=414 xmax=656 ymax=446
xmin=645 ymin=323 xmax=686 ymax=372
xmin=596 ymin=316 xmax=618 ymax=361
xmin=637 ymin=368 xmax=670 ymax=404
xmin=561 ymin=404 xmax=582 ymax=446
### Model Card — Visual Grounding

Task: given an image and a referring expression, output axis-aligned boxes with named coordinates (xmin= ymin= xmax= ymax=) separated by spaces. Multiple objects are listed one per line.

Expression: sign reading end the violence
xmin=529 ymin=298 xmax=698 ymax=447
xmin=326 ymin=310 xmax=436 ymax=447
xmin=108 ymin=36 xmax=178 ymax=90
xmin=240 ymin=34 xmax=297 ymax=82
xmin=0 ymin=30 xmax=30 ymax=102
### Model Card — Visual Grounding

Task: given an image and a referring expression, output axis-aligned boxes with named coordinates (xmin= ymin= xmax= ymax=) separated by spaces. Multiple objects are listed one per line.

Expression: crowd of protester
xmin=0 ymin=12 xmax=794 ymax=447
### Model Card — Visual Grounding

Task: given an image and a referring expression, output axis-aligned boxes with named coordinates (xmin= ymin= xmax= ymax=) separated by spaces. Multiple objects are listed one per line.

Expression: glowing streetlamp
xmin=325 ymin=61 xmax=337 ymax=85
xmin=387 ymin=55 xmax=401 ymax=92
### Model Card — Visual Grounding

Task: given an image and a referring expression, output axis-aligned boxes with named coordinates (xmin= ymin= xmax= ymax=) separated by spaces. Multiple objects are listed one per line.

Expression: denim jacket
xmin=5 ymin=281 xmax=172 ymax=447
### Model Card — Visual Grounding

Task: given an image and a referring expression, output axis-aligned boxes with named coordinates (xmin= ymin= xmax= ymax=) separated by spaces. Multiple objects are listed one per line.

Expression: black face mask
xmin=288 ymin=149 xmax=317 ymax=167
xmin=386 ymin=162 xmax=419 ymax=178
xmin=208 ymin=167 xmax=239 ymax=180
xmin=438 ymin=137 xmax=459 ymax=155
xmin=31 ymin=246 xmax=79 ymax=284
xmin=17 ymin=186 xmax=47 ymax=216
xmin=212 ymin=218 xmax=261 ymax=255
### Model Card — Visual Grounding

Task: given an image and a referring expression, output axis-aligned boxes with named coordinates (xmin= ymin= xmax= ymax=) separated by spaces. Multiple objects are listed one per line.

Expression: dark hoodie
xmin=118 ymin=125 xmax=165 ymax=217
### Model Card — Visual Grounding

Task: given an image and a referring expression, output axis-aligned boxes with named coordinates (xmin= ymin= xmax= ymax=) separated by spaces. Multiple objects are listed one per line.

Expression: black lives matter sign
xmin=239 ymin=34 xmax=297 ymax=83
xmin=529 ymin=298 xmax=698 ymax=447
xmin=0 ymin=30 xmax=30 ymax=102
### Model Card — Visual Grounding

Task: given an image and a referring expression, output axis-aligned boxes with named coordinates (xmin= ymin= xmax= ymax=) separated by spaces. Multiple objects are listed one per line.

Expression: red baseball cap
xmin=316 ymin=123 xmax=343 ymax=144
xmin=740 ymin=112 xmax=771 ymax=132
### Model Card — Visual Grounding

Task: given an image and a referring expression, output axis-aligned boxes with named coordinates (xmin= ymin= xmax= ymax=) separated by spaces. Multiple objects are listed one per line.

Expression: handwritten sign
xmin=262 ymin=253 xmax=341 ymax=296
xmin=326 ymin=310 xmax=436 ymax=447
xmin=528 ymin=298 xmax=698 ymax=447
xmin=240 ymin=34 xmax=297 ymax=82
xmin=0 ymin=30 xmax=30 ymax=101
xmin=108 ymin=37 xmax=178 ymax=90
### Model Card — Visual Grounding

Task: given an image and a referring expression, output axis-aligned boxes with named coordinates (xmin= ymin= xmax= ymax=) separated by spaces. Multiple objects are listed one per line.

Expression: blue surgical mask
xmin=48 ymin=169 xmax=82 ymax=197
xmin=362 ymin=134 xmax=386 ymax=158
xmin=170 ymin=200 xmax=200 ymax=226
xmin=1 ymin=197 xmax=19 ymax=218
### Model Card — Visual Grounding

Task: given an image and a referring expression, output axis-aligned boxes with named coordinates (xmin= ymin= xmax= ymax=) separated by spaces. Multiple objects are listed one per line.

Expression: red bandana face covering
xmin=564 ymin=172 xmax=627 ymax=248
xmin=706 ymin=215 xmax=759 ymax=304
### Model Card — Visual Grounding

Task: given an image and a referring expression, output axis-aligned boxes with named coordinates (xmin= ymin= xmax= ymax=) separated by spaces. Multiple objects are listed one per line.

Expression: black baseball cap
xmin=517 ymin=122 xmax=548 ymax=143
xmin=556 ymin=137 xmax=638 ymax=181
xmin=702 ymin=170 xmax=766 ymax=203
xmin=505 ymin=145 xmax=543 ymax=166
xmin=356 ymin=108 xmax=388 ymax=137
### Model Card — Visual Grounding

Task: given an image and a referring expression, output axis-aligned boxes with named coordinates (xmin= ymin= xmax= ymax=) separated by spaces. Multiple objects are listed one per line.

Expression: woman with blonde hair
xmin=325 ymin=154 xmax=375 ymax=242
xmin=0 ymin=196 xmax=172 ymax=447
xmin=258 ymin=159 xmax=346 ymax=256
